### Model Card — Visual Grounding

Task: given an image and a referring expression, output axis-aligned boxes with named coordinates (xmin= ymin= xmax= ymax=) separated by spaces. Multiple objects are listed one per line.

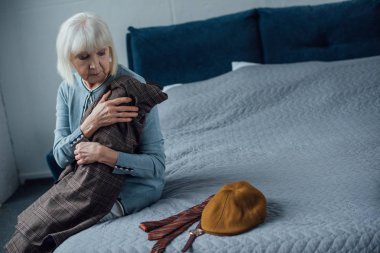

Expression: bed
xmin=55 ymin=0 xmax=380 ymax=252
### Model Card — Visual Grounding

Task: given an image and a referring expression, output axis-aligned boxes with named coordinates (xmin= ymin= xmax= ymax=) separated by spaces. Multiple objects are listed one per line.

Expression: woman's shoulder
xmin=115 ymin=64 xmax=146 ymax=84
xmin=57 ymin=74 xmax=81 ymax=97
xmin=57 ymin=80 xmax=70 ymax=95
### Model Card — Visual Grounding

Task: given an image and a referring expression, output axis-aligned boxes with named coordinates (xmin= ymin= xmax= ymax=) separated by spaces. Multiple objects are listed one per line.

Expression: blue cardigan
xmin=53 ymin=65 xmax=166 ymax=214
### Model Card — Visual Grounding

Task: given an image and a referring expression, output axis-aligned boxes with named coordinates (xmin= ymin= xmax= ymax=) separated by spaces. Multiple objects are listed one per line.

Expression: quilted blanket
xmin=55 ymin=56 xmax=380 ymax=253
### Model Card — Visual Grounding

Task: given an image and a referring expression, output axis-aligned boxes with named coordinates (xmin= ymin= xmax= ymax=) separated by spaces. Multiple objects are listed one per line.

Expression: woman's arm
xmin=53 ymin=85 xmax=83 ymax=168
xmin=80 ymin=90 xmax=138 ymax=138
xmin=113 ymin=106 xmax=166 ymax=178
xmin=54 ymin=83 xmax=139 ymax=168
xmin=74 ymin=106 xmax=165 ymax=178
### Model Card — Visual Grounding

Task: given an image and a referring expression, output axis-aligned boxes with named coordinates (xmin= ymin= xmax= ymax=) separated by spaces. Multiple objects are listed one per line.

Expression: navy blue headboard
xmin=127 ymin=0 xmax=380 ymax=86
xmin=126 ymin=10 xmax=262 ymax=85
xmin=259 ymin=0 xmax=380 ymax=63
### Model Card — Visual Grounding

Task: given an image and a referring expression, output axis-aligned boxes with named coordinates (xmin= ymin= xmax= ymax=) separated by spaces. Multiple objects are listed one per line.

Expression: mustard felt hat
xmin=200 ymin=181 xmax=267 ymax=235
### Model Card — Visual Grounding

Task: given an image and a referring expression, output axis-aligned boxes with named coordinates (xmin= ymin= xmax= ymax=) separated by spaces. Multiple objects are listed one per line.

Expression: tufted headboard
xmin=126 ymin=0 xmax=380 ymax=86
xmin=126 ymin=10 xmax=262 ymax=86
xmin=259 ymin=0 xmax=380 ymax=63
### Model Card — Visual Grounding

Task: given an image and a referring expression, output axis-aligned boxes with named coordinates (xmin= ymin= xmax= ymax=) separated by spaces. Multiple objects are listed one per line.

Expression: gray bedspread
xmin=55 ymin=56 xmax=380 ymax=253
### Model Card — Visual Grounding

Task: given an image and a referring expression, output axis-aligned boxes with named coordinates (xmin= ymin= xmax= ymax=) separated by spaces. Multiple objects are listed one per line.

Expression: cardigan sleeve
xmin=112 ymin=106 xmax=166 ymax=178
xmin=53 ymin=84 xmax=84 ymax=168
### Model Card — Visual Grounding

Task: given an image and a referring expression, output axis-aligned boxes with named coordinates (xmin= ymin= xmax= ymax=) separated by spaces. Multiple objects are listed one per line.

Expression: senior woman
xmin=53 ymin=12 xmax=166 ymax=217
xmin=4 ymin=12 xmax=167 ymax=253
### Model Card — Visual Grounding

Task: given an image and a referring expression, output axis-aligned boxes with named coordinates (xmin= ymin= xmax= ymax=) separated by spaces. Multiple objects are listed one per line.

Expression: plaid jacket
xmin=5 ymin=76 xmax=168 ymax=253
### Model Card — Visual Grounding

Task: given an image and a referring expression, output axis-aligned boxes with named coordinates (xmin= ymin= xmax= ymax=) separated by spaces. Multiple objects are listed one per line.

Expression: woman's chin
xmin=86 ymin=75 xmax=106 ymax=86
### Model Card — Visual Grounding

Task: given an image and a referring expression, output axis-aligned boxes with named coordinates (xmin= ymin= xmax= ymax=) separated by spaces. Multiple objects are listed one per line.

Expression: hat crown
xmin=201 ymin=181 xmax=266 ymax=235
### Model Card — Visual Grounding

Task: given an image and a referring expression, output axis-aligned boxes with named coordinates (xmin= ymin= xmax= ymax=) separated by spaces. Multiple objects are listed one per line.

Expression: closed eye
xmin=97 ymin=49 xmax=106 ymax=56
xmin=77 ymin=54 xmax=89 ymax=60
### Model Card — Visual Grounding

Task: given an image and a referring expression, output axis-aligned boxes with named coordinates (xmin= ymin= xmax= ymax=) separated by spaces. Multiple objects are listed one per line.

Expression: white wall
xmin=0 ymin=0 xmax=346 ymax=183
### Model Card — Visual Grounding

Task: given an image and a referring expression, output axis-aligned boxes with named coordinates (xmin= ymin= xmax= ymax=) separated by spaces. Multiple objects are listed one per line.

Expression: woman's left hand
xmin=74 ymin=142 xmax=101 ymax=165
xmin=74 ymin=142 xmax=118 ymax=167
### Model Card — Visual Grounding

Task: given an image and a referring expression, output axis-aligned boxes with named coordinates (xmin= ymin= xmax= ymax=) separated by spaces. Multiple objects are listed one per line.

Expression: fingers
xmin=76 ymin=156 xmax=88 ymax=165
xmin=74 ymin=144 xmax=80 ymax=155
xmin=106 ymin=112 xmax=138 ymax=124
xmin=108 ymin=96 xmax=133 ymax=105
xmin=74 ymin=151 xmax=83 ymax=163
xmin=89 ymin=95 xmax=139 ymax=129
xmin=76 ymin=158 xmax=86 ymax=165
xmin=107 ymin=117 xmax=134 ymax=124
xmin=75 ymin=154 xmax=81 ymax=161
xmin=116 ymin=112 xmax=138 ymax=118
xmin=115 ymin=106 xmax=139 ymax=112
xmin=74 ymin=144 xmax=90 ymax=165
xmin=100 ymin=90 xmax=112 ymax=102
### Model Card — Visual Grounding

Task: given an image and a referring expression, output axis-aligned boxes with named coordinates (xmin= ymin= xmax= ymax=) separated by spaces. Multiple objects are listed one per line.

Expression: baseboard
xmin=19 ymin=170 xmax=52 ymax=184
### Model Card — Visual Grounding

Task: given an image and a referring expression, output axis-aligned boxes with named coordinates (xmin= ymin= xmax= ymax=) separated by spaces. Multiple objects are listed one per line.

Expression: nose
xmin=89 ymin=57 xmax=100 ymax=70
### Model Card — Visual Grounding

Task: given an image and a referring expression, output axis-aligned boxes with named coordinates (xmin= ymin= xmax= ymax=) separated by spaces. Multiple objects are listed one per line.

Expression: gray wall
xmin=0 ymin=82 xmax=18 ymax=204
xmin=0 ymin=0 xmax=345 ymax=187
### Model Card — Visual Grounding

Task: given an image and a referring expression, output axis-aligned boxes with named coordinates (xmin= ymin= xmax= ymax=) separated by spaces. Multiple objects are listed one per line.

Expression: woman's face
xmin=70 ymin=46 xmax=111 ymax=87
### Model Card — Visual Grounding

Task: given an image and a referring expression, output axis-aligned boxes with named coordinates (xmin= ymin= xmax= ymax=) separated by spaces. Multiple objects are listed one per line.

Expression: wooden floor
xmin=0 ymin=178 xmax=53 ymax=250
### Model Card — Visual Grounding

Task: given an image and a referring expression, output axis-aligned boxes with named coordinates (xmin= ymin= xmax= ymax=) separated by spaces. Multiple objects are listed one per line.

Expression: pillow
xmin=231 ymin=61 xmax=260 ymax=71
xmin=259 ymin=0 xmax=380 ymax=63
xmin=127 ymin=9 xmax=262 ymax=86
xmin=162 ymin=62 xmax=260 ymax=92
xmin=162 ymin=83 xmax=183 ymax=92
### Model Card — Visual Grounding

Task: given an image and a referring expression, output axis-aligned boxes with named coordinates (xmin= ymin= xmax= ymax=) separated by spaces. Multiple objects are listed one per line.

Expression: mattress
xmin=55 ymin=55 xmax=380 ymax=253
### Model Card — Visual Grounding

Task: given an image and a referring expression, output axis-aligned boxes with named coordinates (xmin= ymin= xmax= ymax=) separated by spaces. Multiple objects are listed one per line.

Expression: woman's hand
xmin=80 ymin=90 xmax=139 ymax=138
xmin=74 ymin=142 xmax=118 ymax=167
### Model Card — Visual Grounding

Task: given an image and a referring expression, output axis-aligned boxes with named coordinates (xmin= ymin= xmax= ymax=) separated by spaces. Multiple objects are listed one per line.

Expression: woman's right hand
xmin=80 ymin=90 xmax=139 ymax=138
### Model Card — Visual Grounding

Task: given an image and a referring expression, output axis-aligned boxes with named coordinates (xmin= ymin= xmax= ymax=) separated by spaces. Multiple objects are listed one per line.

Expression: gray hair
xmin=56 ymin=12 xmax=118 ymax=84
